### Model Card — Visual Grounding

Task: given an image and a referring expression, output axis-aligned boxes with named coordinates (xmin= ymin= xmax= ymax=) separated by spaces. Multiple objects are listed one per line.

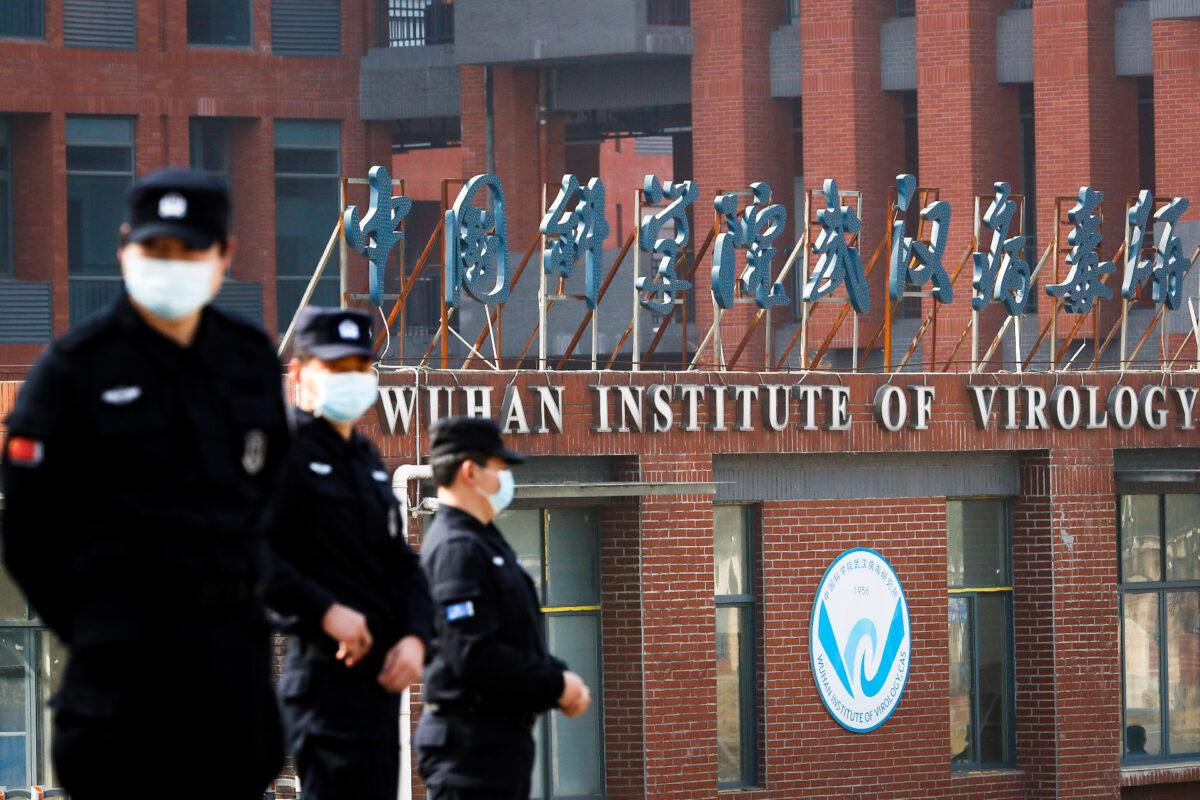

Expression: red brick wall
xmin=600 ymin=138 xmax=673 ymax=249
xmin=1152 ymin=19 xmax=1200 ymax=221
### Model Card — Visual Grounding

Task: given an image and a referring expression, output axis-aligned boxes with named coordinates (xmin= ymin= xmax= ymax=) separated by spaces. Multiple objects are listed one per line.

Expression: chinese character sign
xmin=889 ymin=174 xmax=953 ymax=304
xmin=1152 ymin=197 xmax=1191 ymax=310
xmin=540 ymin=174 xmax=610 ymax=309
xmin=805 ymin=178 xmax=870 ymax=314
xmin=444 ymin=174 xmax=510 ymax=308
xmin=343 ymin=166 xmax=411 ymax=307
xmin=637 ymin=175 xmax=697 ymax=315
xmin=971 ymin=182 xmax=1029 ymax=316
xmin=1046 ymin=186 xmax=1114 ymax=314
xmin=1121 ymin=189 xmax=1154 ymax=301
xmin=711 ymin=182 xmax=788 ymax=311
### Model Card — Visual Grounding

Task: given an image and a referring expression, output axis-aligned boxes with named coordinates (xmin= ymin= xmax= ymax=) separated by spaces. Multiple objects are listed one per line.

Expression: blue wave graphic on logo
xmin=816 ymin=598 xmax=906 ymax=699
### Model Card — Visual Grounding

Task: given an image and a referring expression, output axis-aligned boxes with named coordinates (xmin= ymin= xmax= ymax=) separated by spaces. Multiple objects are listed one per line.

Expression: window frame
xmin=0 ymin=116 xmax=12 ymax=276
xmin=0 ymin=0 xmax=45 ymax=40
xmin=186 ymin=0 xmax=253 ymax=49
xmin=947 ymin=497 xmax=1017 ymax=772
xmin=714 ymin=503 xmax=759 ymax=790
xmin=1118 ymin=492 xmax=1200 ymax=764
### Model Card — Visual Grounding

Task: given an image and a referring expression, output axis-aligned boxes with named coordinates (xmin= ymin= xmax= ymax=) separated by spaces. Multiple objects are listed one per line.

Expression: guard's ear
xmin=287 ymin=357 xmax=304 ymax=386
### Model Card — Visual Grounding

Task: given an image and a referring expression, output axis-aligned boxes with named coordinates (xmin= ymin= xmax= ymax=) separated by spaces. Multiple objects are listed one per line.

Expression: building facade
xmin=1 ymin=1 xmax=1200 ymax=799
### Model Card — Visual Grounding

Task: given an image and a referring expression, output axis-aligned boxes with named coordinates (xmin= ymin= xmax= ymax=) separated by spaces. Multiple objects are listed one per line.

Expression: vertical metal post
xmin=884 ymin=197 xmax=895 ymax=372
xmin=1050 ymin=200 xmax=1060 ymax=371
xmin=339 ymin=177 xmax=349 ymax=307
xmin=971 ymin=195 xmax=980 ymax=371
xmin=538 ymin=184 xmax=548 ymax=371
xmin=800 ymin=189 xmax=811 ymax=369
xmin=632 ymin=189 xmax=642 ymax=372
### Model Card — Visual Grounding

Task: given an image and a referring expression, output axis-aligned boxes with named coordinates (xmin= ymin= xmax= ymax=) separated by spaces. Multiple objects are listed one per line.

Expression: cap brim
xmin=128 ymin=221 xmax=216 ymax=250
xmin=496 ymin=446 xmax=527 ymax=465
xmin=306 ymin=342 xmax=375 ymax=361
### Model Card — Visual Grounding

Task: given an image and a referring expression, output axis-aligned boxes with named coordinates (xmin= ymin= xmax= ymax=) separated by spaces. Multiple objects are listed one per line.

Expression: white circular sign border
xmin=809 ymin=546 xmax=912 ymax=734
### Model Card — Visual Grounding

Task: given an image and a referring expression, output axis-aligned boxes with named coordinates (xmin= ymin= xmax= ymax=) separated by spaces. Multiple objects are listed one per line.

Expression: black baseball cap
xmin=125 ymin=167 xmax=230 ymax=250
xmin=429 ymin=416 xmax=527 ymax=465
xmin=294 ymin=306 xmax=374 ymax=360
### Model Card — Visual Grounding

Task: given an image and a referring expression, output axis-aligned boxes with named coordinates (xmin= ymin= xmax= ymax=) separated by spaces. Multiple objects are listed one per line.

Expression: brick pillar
xmin=1014 ymin=449 xmax=1121 ymax=799
xmin=691 ymin=0 xmax=795 ymax=369
xmin=11 ymin=113 xmax=69 ymax=335
xmin=1032 ymin=1 xmax=1138 ymax=342
xmin=638 ymin=454 xmax=716 ymax=799
xmin=229 ymin=118 xmax=277 ymax=331
xmin=800 ymin=0 xmax=906 ymax=363
xmin=917 ymin=0 xmax=1022 ymax=369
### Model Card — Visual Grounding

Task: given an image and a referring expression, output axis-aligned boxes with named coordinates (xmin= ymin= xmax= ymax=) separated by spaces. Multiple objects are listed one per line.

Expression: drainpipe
xmin=391 ymin=463 xmax=433 ymax=800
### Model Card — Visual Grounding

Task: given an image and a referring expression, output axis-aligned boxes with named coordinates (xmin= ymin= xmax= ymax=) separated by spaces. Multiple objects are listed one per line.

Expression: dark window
xmin=0 ymin=118 xmax=11 ymax=275
xmin=899 ymin=91 xmax=921 ymax=319
xmin=0 ymin=0 xmax=43 ymax=38
xmin=498 ymin=509 xmax=604 ymax=800
xmin=0 ymin=564 xmax=65 ymax=789
xmin=896 ymin=0 xmax=916 ymax=16
xmin=1137 ymin=77 xmax=1155 ymax=195
xmin=190 ymin=118 xmax=232 ymax=180
xmin=948 ymin=499 xmax=1015 ymax=769
xmin=274 ymin=120 xmax=340 ymax=332
xmin=187 ymin=0 xmax=251 ymax=47
xmin=1119 ymin=494 xmax=1200 ymax=762
xmin=1018 ymin=83 xmax=1037 ymax=311
xmin=63 ymin=0 xmax=136 ymax=50
xmin=272 ymin=0 xmax=340 ymax=56
xmin=66 ymin=116 xmax=134 ymax=324
xmin=786 ymin=0 xmax=799 ymax=25
xmin=381 ymin=0 xmax=454 ymax=47
xmin=647 ymin=0 xmax=689 ymax=26
xmin=715 ymin=505 xmax=758 ymax=788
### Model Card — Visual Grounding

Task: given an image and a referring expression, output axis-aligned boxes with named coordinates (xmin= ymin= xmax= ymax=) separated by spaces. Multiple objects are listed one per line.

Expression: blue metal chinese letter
xmin=1152 ymin=197 xmax=1191 ymax=310
xmin=636 ymin=175 xmax=697 ymax=314
xmin=540 ymin=174 xmax=610 ymax=309
xmin=711 ymin=182 xmax=788 ymax=310
xmin=1121 ymin=189 xmax=1154 ymax=300
xmin=1045 ymin=186 xmax=1114 ymax=313
xmin=444 ymin=174 xmax=510 ymax=308
xmin=343 ymin=166 xmax=411 ymax=307
xmin=805 ymin=178 xmax=870 ymax=313
xmin=972 ymin=182 xmax=1029 ymax=315
xmin=889 ymin=174 xmax=953 ymax=304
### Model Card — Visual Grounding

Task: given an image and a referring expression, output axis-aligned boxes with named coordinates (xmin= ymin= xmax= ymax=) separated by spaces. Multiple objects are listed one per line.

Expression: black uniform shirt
xmin=420 ymin=505 xmax=566 ymax=716
xmin=0 ymin=293 xmax=289 ymax=642
xmin=265 ymin=410 xmax=433 ymax=672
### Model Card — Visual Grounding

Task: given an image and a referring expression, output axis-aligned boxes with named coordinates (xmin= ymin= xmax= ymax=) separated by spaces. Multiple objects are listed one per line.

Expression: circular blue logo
xmin=810 ymin=548 xmax=911 ymax=733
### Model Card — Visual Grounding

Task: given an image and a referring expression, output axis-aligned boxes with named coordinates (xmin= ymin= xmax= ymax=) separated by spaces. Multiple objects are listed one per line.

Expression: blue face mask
xmin=312 ymin=370 xmax=379 ymax=424
xmin=477 ymin=468 xmax=515 ymax=515
xmin=123 ymin=254 xmax=220 ymax=320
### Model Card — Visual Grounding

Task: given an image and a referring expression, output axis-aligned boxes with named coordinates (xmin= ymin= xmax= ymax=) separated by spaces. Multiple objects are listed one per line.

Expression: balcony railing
xmin=648 ymin=0 xmax=689 ymax=26
xmin=381 ymin=0 xmax=454 ymax=47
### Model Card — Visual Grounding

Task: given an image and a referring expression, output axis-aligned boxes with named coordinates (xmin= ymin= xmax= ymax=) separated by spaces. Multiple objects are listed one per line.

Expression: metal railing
xmin=648 ymin=0 xmax=689 ymax=26
xmin=380 ymin=0 xmax=454 ymax=47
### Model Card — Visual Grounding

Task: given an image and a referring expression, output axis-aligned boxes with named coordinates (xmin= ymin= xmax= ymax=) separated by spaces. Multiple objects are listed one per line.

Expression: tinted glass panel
xmin=947 ymin=499 xmax=1008 ymax=587
xmin=275 ymin=119 xmax=340 ymax=149
xmin=66 ymin=144 xmax=135 ymax=174
xmin=948 ymin=596 xmax=973 ymax=763
xmin=0 ymin=567 xmax=27 ymax=622
xmin=274 ymin=177 xmax=338 ymax=275
xmin=1123 ymin=591 xmax=1162 ymax=756
xmin=546 ymin=509 xmax=598 ymax=607
xmin=187 ymin=0 xmax=251 ymax=46
xmin=1121 ymin=496 xmax=1162 ymax=582
xmin=67 ymin=175 xmax=127 ymax=275
xmin=1165 ymin=495 xmax=1200 ymax=582
xmin=36 ymin=631 xmax=65 ymax=786
xmin=0 ymin=630 xmax=32 ymax=787
xmin=1166 ymin=590 xmax=1200 ymax=755
xmin=66 ymin=116 xmax=133 ymax=145
xmin=0 ymin=0 xmax=43 ymax=37
xmin=716 ymin=605 xmax=748 ymax=784
xmin=714 ymin=505 xmax=748 ymax=596
xmin=976 ymin=594 xmax=1012 ymax=764
xmin=190 ymin=118 xmax=231 ymax=177
xmin=498 ymin=509 xmax=543 ymax=597
xmin=0 ymin=176 xmax=10 ymax=276
xmin=548 ymin=615 xmax=602 ymax=796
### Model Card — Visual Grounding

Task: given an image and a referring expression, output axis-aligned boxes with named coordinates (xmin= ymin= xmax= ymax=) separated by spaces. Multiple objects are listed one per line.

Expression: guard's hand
xmin=321 ymin=603 xmax=373 ymax=668
xmin=378 ymin=635 xmax=425 ymax=693
xmin=558 ymin=670 xmax=591 ymax=718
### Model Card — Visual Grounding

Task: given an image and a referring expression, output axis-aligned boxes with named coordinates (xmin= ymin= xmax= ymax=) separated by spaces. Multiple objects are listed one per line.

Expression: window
xmin=948 ymin=499 xmax=1015 ymax=768
xmin=271 ymin=0 xmax=340 ymax=56
xmin=67 ymin=116 xmax=134 ymax=324
xmin=0 ymin=563 xmax=65 ymax=789
xmin=190 ymin=118 xmax=232 ymax=180
xmin=1018 ymin=83 xmax=1037 ymax=311
xmin=0 ymin=1 xmax=43 ymax=38
xmin=498 ymin=508 xmax=604 ymax=800
xmin=63 ymin=0 xmax=136 ymax=50
xmin=187 ymin=0 xmax=251 ymax=47
xmin=274 ymin=120 xmax=340 ymax=332
xmin=714 ymin=505 xmax=757 ymax=788
xmin=0 ymin=117 xmax=11 ymax=275
xmin=785 ymin=0 xmax=799 ymax=25
xmin=382 ymin=1 xmax=454 ymax=47
xmin=1119 ymin=494 xmax=1200 ymax=761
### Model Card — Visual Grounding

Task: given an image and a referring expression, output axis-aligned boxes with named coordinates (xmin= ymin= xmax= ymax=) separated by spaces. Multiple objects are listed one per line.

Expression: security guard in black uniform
xmin=266 ymin=306 xmax=433 ymax=800
xmin=415 ymin=417 xmax=592 ymax=800
xmin=0 ymin=168 xmax=286 ymax=799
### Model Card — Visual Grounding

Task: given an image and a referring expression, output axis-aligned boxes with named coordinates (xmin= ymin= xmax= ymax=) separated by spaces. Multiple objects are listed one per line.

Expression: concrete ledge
xmin=996 ymin=7 xmax=1032 ymax=83
xmin=1150 ymin=0 xmax=1200 ymax=18
xmin=1116 ymin=1 xmax=1152 ymax=77
xmin=770 ymin=23 xmax=801 ymax=98
xmin=880 ymin=16 xmax=916 ymax=92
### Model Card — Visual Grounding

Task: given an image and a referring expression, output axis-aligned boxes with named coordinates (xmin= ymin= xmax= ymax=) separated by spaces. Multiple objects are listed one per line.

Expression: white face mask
xmin=123 ymin=254 xmax=220 ymax=320
xmin=474 ymin=467 xmax=515 ymax=515
xmin=311 ymin=369 xmax=379 ymax=424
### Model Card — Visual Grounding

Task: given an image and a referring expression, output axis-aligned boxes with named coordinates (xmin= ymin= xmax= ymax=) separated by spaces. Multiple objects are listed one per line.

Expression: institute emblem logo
xmin=810 ymin=548 xmax=910 ymax=733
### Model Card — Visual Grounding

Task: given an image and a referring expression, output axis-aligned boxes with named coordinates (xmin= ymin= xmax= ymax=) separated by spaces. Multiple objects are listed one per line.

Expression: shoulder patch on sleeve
xmin=445 ymin=600 xmax=475 ymax=622
xmin=5 ymin=436 xmax=44 ymax=467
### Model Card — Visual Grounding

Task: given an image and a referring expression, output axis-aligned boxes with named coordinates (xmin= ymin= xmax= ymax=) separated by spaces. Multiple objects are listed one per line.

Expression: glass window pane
xmin=0 ymin=629 xmax=32 ymax=788
xmin=0 ymin=177 xmax=11 ymax=276
xmin=36 ymin=630 xmax=65 ymax=787
xmin=1165 ymin=495 xmax=1200 ymax=582
xmin=68 ymin=175 xmax=128 ymax=275
xmin=274 ymin=120 xmax=340 ymax=149
xmin=976 ymin=594 xmax=1012 ymax=764
xmin=947 ymin=500 xmax=1008 ymax=588
xmin=548 ymin=614 xmax=602 ymax=796
xmin=187 ymin=0 xmax=250 ymax=46
xmin=66 ymin=116 xmax=133 ymax=146
xmin=190 ymin=118 xmax=230 ymax=178
xmin=1123 ymin=592 xmax=1162 ymax=756
xmin=66 ymin=144 xmax=134 ymax=174
xmin=546 ymin=509 xmax=598 ymax=607
xmin=0 ymin=0 xmax=44 ymax=38
xmin=949 ymin=596 xmax=974 ymax=764
xmin=275 ymin=149 xmax=340 ymax=175
xmin=1121 ymin=495 xmax=1162 ymax=583
xmin=716 ymin=605 xmax=748 ymax=784
xmin=497 ymin=509 xmax=543 ymax=598
xmin=1166 ymin=590 xmax=1200 ymax=755
xmin=530 ymin=715 xmax=546 ymax=799
xmin=714 ymin=505 xmax=748 ymax=596
xmin=0 ymin=566 xmax=28 ymax=621
xmin=274 ymin=176 xmax=339 ymax=276
xmin=275 ymin=276 xmax=338 ymax=334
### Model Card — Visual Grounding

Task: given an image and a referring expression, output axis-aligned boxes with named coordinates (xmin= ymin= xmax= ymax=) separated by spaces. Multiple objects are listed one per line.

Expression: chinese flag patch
xmin=5 ymin=436 xmax=43 ymax=467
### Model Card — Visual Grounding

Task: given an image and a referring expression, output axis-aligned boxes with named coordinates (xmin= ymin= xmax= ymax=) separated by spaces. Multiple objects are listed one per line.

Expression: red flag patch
xmin=5 ymin=436 xmax=44 ymax=467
